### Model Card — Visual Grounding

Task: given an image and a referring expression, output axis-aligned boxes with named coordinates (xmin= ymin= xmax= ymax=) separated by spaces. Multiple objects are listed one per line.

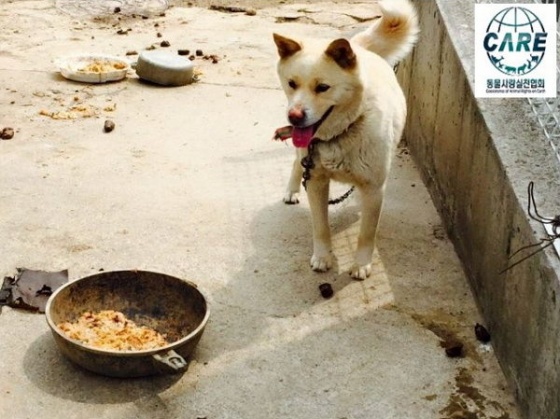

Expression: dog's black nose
xmin=288 ymin=108 xmax=306 ymax=126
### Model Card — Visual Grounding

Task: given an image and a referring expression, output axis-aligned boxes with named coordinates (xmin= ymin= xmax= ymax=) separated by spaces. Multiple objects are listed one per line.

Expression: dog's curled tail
xmin=351 ymin=0 xmax=419 ymax=66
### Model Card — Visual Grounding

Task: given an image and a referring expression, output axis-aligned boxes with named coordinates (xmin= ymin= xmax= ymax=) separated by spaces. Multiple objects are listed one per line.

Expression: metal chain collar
xmin=300 ymin=139 xmax=355 ymax=205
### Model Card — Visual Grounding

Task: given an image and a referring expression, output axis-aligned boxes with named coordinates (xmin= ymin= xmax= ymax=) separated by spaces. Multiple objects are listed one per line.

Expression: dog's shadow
xmin=199 ymin=181 xmax=391 ymax=357
xmin=246 ymin=196 xmax=363 ymax=299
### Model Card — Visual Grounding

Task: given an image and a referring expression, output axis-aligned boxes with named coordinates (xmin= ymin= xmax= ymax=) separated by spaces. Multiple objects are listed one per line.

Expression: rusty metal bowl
xmin=45 ymin=270 xmax=209 ymax=378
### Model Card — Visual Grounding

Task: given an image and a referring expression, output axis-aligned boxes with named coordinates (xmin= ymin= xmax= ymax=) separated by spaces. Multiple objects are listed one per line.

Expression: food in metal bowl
xmin=57 ymin=309 xmax=169 ymax=351
xmin=45 ymin=270 xmax=210 ymax=377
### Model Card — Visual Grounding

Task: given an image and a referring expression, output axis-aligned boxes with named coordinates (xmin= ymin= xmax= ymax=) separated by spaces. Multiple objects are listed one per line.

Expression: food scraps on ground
xmin=39 ymin=100 xmax=116 ymax=120
xmin=40 ymin=105 xmax=97 ymax=120
xmin=58 ymin=310 xmax=169 ymax=351
xmin=103 ymin=103 xmax=117 ymax=112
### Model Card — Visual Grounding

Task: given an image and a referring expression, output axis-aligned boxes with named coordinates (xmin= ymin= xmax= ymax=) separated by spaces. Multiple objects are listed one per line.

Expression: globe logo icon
xmin=483 ymin=6 xmax=548 ymax=76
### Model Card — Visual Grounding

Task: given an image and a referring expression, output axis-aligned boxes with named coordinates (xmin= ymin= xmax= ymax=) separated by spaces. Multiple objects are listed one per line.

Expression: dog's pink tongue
xmin=292 ymin=126 xmax=314 ymax=148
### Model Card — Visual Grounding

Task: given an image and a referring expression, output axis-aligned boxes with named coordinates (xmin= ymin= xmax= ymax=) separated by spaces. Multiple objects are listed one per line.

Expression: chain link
xmin=300 ymin=139 xmax=354 ymax=205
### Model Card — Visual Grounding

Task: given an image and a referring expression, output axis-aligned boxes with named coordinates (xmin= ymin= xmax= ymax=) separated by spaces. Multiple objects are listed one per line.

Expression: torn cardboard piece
xmin=0 ymin=268 xmax=68 ymax=313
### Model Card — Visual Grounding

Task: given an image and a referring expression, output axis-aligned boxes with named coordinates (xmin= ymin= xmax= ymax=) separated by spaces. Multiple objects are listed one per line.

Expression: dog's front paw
xmin=310 ymin=253 xmax=333 ymax=272
xmin=350 ymin=263 xmax=372 ymax=280
xmin=283 ymin=191 xmax=300 ymax=205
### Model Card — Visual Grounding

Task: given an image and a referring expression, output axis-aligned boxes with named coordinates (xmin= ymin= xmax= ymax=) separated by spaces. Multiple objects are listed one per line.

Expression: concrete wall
xmin=398 ymin=1 xmax=560 ymax=418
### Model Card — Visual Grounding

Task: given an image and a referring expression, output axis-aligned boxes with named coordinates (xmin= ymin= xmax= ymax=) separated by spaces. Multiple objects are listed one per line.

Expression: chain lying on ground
xmin=301 ymin=139 xmax=355 ymax=205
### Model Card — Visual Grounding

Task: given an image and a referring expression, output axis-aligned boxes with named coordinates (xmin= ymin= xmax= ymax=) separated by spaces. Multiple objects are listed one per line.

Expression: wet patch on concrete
xmin=440 ymin=367 xmax=511 ymax=419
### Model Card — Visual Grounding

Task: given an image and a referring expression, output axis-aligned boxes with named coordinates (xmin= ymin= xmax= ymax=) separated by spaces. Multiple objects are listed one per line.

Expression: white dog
xmin=273 ymin=0 xmax=419 ymax=279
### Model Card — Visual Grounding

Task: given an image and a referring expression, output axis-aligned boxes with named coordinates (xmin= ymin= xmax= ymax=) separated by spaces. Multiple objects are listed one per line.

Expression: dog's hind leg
xmin=307 ymin=176 xmax=333 ymax=271
xmin=351 ymin=184 xmax=385 ymax=280
xmin=283 ymin=154 xmax=304 ymax=204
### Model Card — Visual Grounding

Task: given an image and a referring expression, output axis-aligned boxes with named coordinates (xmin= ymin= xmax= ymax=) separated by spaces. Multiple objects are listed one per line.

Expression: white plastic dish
xmin=57 ymin=55 xmax=130 ymax=83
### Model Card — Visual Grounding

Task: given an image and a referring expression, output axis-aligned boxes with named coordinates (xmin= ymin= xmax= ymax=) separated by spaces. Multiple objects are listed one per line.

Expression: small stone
xmin=126 ymin=50 xmax=138 ymax=56
xmin=245 ymin=8 xmax=256 ymax=16
xmin=474 ymin=323 xmax=491 ymax=343
xmin=195 ymin=49 xmax=204 ymax=56
xmin=103 ymin=120 xmax=115 ymax=133
xmin=157 ymin=32 xmax=162 ymax=38
xmin=114 ymin=6 xmax=121 ymax=13
xmin=177 ymin=49 xmax=190 ymax=56
xmin=319 ymin=283 xmax=334 ymax=299
xmin=160 ymin=40 xmax=171 ymax=47
xmin=1 ymin=127 xmax=14 ymax=140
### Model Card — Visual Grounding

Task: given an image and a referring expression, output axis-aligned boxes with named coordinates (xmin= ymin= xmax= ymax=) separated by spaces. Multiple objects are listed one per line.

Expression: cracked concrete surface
xmin=0 ymin=1 xmax=520 ymax=418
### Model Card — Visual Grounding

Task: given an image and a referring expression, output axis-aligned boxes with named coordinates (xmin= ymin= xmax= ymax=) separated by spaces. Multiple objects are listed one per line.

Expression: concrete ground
xmin=0 ymin=1 xmax=520 ymax=418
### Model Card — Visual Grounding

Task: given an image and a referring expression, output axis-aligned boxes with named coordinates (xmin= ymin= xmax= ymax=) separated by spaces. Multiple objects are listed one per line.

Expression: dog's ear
xmin=273 ymin=33 xmax=302 ymax=59
xmin=325 ymin=38 xmax=356 ymax=70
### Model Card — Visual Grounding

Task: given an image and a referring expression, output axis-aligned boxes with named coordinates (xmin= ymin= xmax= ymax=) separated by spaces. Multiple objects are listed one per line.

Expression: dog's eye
xmin=315 ymin=83 xmax=330 ymax=93
xmin=288 ymin=79 xmax=298 ymax=89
